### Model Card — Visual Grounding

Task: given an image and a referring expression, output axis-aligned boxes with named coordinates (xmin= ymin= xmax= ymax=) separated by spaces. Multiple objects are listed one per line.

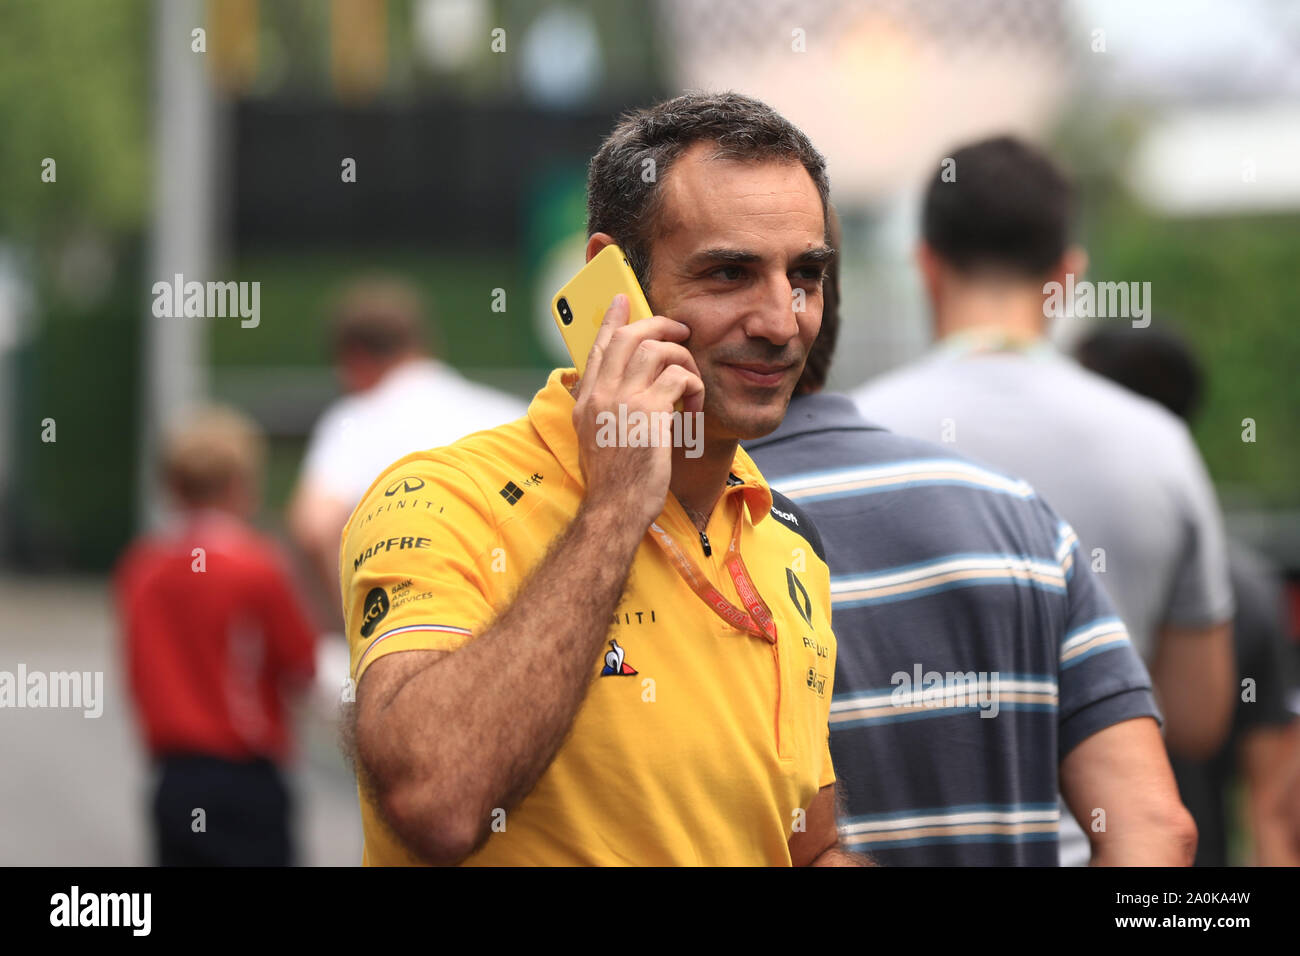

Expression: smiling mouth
xmin=723 ymin=363 xmax=795 ymax=387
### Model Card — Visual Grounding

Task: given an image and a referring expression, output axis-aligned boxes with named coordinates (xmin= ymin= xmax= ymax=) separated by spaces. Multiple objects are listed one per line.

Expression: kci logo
xmin=360 ymin=587 xmax=390 ymax=637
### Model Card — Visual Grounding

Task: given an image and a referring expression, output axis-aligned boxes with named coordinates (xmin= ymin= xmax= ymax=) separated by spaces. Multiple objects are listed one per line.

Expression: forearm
xmin=1063 ymin=718 xmax=1198 ymax=866
xmin=1251 ymin=806 xmax=1300 ymax=866
xmin=373 ymin=499 xmax=643 ymax=847
xmin=1088 ymin=813 xmax=1197 ymax=866
xmin=308 ymin=538 xmax=341 ymax=604
xmin=1243 ymin=724 xmax=1300 ymax=866
xmin=1152 ymin=622 xmax=1234 ymax=758
xmin=1156 ymin=684 xmax=1233 ymax=759
xmin=289 ymin=490 xmax=351 ymax=602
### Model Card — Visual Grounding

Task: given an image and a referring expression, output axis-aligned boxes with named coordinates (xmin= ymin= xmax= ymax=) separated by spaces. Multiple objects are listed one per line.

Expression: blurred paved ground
xmin=0 ymin=575 xmax=362 ymax=866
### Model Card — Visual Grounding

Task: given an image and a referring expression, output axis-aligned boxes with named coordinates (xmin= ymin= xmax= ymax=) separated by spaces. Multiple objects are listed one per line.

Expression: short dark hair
xmin=1074 ymin=323 xmax=1204 ymax=423
xmin=795 ymin=204 xmax=842 ymax=394
xmin=587 ymin=91 xmax=831 ymax=290
xmin=922 ymin=135 xmax=1074 ymax=279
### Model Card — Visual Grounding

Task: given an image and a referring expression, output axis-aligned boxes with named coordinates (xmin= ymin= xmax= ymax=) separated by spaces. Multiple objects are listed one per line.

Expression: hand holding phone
xmin=551 ymin=244 xmax=655 ymax=376
xmin=559 ymin=247 xmax=704 ymax=528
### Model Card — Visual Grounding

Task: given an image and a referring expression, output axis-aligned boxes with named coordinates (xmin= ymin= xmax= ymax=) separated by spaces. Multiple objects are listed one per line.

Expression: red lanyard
xmin=647 ymin=496 xmax=778 ymax=645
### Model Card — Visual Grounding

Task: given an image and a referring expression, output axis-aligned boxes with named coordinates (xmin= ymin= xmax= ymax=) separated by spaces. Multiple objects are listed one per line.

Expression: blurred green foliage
xmin=1 ymin=0 xmax=150 ymax=570
xmin=213 ymin=248 xmax=542 ymax=369
xmin=12 ymin=245 xmax=143 ymax=570
xmin=0 ymin=0 xmax=150 ymax=235
xmin=1088 ymin=202 xmax=1300 ymax=507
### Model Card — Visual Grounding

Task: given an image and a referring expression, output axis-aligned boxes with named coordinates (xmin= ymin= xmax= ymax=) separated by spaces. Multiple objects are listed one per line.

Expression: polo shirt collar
xmin=744 ymin=392 xmax=886 ymax=449
xmin=527 ymin=368 xmax=586 ymax=489
xmin=729 ymin=443 xmax=774 ymax=526
xmin=527 ymin=367 xmax=774 ymax=526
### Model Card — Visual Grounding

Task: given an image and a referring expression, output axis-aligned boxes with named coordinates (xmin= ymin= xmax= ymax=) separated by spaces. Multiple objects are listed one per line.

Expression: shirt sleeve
xmin=301 ymin=399 xmax=370 ymax=505
xmin=340 ymin=454 xmax=501 ymax=684
xmin=818 ymin=729 xmax=837 ymax=789
xmin=1162 ymin=424 xmax=1235 ymax=628
xmin=1054 ymin=518 xmax=1162 ymax=758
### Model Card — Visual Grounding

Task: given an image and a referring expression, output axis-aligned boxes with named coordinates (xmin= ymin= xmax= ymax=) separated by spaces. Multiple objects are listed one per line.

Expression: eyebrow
xmin=796 ymin=245 xmax=837 ymax=265
xmin=683 ymin=245 xmax=837 ymax=271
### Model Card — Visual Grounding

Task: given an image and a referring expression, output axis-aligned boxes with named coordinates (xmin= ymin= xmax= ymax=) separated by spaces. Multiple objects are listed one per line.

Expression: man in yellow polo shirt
xmin=339 ymin=91 xmax=860 ymax=866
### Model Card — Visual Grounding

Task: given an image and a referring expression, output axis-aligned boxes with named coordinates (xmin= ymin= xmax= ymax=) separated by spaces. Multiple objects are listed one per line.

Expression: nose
xmin=742 ymin=272 xmax=801 ymax=345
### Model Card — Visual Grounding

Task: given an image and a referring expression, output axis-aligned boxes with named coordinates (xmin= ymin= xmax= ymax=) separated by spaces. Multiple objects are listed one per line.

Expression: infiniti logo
xmin=385 ymin=476 xmax=425 ymax=496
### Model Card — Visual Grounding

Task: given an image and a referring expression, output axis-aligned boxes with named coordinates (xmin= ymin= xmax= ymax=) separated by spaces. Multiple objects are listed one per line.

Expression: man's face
xmin=337 ymin=349 xmax=386 ymax=394
xmin=644 ymin=142 xmax=830 ymax=443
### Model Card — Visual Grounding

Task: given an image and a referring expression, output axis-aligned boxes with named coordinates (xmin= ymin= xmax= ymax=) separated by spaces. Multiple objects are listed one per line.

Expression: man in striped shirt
xmin=743 ymin=222 xmax=1195 ymax=865
xmin=851 ymin=137 xmax=1235 ymax=866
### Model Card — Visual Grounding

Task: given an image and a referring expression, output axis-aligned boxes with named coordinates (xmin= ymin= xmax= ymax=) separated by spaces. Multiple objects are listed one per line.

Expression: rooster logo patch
xmin=600 ymin=638 xmax=637 ymax=677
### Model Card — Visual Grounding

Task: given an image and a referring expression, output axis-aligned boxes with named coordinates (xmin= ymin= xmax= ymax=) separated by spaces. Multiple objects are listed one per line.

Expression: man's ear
xmin=915 ymin=241 xmax=945 ymax=305
xmin=585 ymin=232 xmax=616 ymax=263
xmin=1051 ymin=245 xmax=1089 ymax=287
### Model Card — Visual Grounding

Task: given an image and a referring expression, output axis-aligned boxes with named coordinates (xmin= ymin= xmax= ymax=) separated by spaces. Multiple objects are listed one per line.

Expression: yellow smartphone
xmin=551 ymin=244 xmax=653 ymax=376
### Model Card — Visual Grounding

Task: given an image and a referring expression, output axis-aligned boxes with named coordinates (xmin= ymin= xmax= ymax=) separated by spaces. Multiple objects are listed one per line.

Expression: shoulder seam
xmin=429 ymin=450 xmax=505 ymax=562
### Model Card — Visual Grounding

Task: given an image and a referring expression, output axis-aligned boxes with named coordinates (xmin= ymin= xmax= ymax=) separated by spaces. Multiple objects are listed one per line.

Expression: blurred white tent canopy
xmin=658 ymin=0 xmax=1072 ymax=204
xmin=1129 ymin=107 xmax=1300 ymax=216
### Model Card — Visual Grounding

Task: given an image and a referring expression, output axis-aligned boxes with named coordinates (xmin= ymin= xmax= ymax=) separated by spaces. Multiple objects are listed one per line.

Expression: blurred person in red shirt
xmin=115 ymin=406 xmax=317 ymax=866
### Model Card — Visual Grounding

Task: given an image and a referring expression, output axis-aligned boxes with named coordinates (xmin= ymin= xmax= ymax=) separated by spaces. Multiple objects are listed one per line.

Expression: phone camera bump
xmin=557 ymin=297 xmax=573 ymax=325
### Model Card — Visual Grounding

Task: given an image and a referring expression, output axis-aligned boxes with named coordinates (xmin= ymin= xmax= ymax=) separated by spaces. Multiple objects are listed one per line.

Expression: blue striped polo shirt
xmin=744 ymin=393 xmax=1159 ymax=865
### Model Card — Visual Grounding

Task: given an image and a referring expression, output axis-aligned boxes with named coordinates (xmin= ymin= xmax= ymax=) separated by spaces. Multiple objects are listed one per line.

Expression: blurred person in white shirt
xmin=288 ymin=277 xmax=526 ymax=602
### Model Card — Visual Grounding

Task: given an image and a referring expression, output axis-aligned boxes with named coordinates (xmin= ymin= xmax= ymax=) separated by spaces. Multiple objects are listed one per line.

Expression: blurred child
xmin=115 ymin=406 xmax=317 ymax=865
